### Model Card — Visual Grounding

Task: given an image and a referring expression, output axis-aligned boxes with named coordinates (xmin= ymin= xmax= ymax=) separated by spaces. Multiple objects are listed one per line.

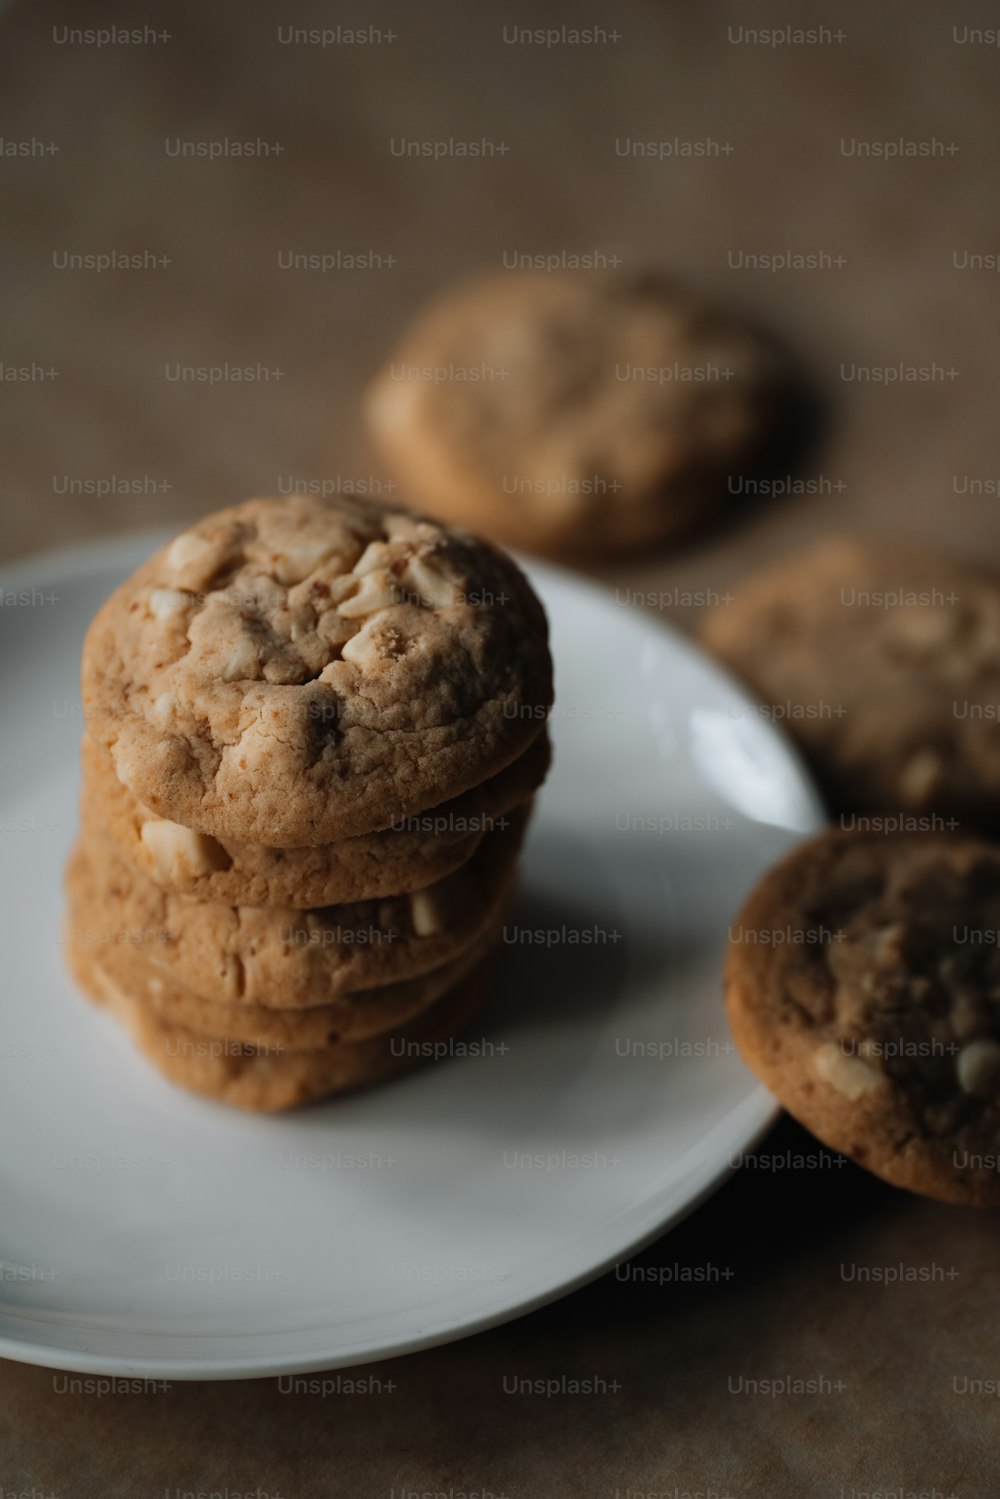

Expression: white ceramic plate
xmin=0 ymin=531 xmax=824 ymax=1379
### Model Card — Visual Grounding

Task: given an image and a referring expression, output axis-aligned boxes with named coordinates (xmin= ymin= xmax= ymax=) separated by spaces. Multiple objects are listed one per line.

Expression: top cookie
xmin=365 ymin=269 xmax=793 ymax=557
xmin=81 ymin=495 xmax=553 ymax=845
xmin=701 ymin=537 xmax=1000 ymax=831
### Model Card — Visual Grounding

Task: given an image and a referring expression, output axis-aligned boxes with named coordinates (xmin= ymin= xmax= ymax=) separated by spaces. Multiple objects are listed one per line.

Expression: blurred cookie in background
xmin=701 ymin=536 xmax=1000 ymax=831
xmin=365 ymin=269 xmax=813 ymax=560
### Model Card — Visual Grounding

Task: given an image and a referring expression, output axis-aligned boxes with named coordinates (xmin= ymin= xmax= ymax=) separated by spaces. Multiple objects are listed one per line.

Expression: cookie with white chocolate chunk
xmin=726 ymin=829 xmax=1000 ymax=1205
xmin=81 ymin=728 xmax=549 ymax=908
xmin=68 ymin=493 xmax=551 ymax=1110
xmin=68 ymin=918 xmax=492 ymax=1113
xmin=71 ymin=805 xmax=529 ymax=1010
xmin=65 ymin=838 xmax=500 ymax=1047
xmin=81 ymin=494 xmax=552 ymax=846
xmin=701 ymin=538 xmax=1000 ymax=831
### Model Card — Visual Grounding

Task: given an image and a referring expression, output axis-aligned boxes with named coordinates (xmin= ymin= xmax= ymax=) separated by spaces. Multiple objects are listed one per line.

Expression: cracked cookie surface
xmin=726 ymin=829 xmax=1000 ymax=1205
xmin=701 ymin=537 xmax=1000 ymax=830
xmin=365 ymin=269 xmax=792 ymax=557
xmin=81 ymin=495 xmax=553 ymax=845
xmin=81 ymin=730 xmax=549 ymax=908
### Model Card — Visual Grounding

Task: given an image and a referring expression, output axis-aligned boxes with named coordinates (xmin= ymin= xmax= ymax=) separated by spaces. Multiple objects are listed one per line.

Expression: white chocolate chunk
xmin=165 ymin=531 xmax=220 ymax=588
xmin=222 ymin=636 xmax=261 ymax=682
xmin=402 ymin=555 xmax=458 ymax=609
xmin=410 ymin=889 xmax=444 ymax=936
xmin=339 ymin=570 xmax=400 ymax=619
xmin=899 ymin=750 xmax=943 ymax=806
xmin=341 ymin=618 xmax=388 ymax=668
xmin=152 ymin=692 xmax=177 ymax=724
xmin=148 ymin=587 xmax=192 ymax=621
xmin=814 ymin=1041 xmax=887 ymax=1100
xmin=957 ymin=1038 xmax=1000 ymax=1099
xmin=140 ymin=820 xmax=231 ymax=880
xmin=272 ymin=539 xmax=340 ymax=586
xmin=353 ymin=540 xmax=397 ymax=578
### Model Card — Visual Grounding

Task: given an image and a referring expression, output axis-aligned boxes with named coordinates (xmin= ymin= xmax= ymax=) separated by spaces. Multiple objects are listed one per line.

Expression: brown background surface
xmin=1 ymin=0 xmax=998 ymax=1493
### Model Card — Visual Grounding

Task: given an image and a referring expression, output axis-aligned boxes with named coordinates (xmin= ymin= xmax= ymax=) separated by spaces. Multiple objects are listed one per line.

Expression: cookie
xmin=65 ymin=847 xmax=499 ymax=1046
xmin=81 ymin=728 xmax=550 ymax=907
xmin=81 ymin=494 xmax=553 ymax=846
xmin=69 ymin=929 xmax=491 ymax=1112
xmin=68 ymin=806 xmax=528 ymax=1008
xmin=726 ymin=828 xmax=1000 ymax=1206
xmin=365 ymin=269 xmax=793 ymax=558
xmin=701 ymin=538 xmax=1000 ymax=830
xmin=118 ymin=935 xmax=493 ymax=1050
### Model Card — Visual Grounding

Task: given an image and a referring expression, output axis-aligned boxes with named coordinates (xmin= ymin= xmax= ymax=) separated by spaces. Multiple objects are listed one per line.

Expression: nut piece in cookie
xmin=365 ymin=269 xmax=801 ymax=559
xmin=725 ymin=828 xmax=1000 ymax=1206
xmin=80 ymin=494 xmax=553 ymax=846
xmin=80 ymin=729 xmax=550 ymax=908
xmin=65 ymin=837 xmax=501 ymax=1049
xmin=701 ymin=537 xmax=1000 ymax=832
xmin=72 ymin=805 xmax=530 ymax=1009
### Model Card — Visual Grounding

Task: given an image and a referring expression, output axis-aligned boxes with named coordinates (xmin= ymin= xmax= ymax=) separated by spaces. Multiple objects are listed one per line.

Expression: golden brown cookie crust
xmin=67 ymin=806 xmax=529 ymax=1008
xmin=726 ymin=828 xmax=1000 ymax=1206
xmin=366 ymin=269 xmax=790 ymax=557
xmin=69 ymin=931 xmax=492 ymax=1113
xmin=81 ymin=494 xmax=553 ymax=845
xmin=66 ymin=842 xmax=502 ymax=1046
xmin=81 ymin=728 xmax=549 ymax=907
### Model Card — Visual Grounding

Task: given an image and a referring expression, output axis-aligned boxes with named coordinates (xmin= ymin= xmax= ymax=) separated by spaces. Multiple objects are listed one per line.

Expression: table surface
xmin=1 ymin=0 xmax=998 ymax=1493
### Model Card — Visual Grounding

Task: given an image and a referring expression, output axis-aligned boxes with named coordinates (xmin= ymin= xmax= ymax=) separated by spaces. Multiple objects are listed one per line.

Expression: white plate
xmin=0 ymin=531 xmax=824 ymax=1379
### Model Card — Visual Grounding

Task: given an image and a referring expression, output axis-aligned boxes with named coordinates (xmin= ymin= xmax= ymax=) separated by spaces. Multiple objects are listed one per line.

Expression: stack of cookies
xmin=66 ymin=495 xmax=553 ymax=1111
